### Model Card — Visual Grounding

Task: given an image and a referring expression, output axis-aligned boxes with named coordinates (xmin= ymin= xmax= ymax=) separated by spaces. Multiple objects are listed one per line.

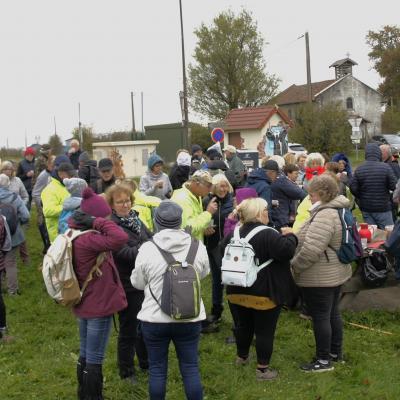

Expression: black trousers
xmin=301 ymin=286 xmax=343 ymax=360
xmin=0 ymin=285 xmax=6 ymax=328
xmin=229 ymin=302 xmax=281 ymax=365
xmin=117 ymin=291 xmax=148 ymax=377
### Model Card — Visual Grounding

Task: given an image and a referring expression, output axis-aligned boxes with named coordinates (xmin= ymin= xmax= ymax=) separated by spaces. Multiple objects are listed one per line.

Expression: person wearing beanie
xmin=171 ymin=170 xmax=218 ymax=242
xmin=78 ymin=152 xmax=100 ymax=188
xmin=131 ymin=200 xmax=210 ymax=400
xmin=246 ymin=160 xmax=279 ymax=221
xmin=139 ymin=154 xmax=172 ymax=200
xmin=0 ymin=174 xmax=30 ymax=295
xmin=104 ymin=183 xmax=152 ymax=384
xmin=16 ymin=147 xmax=36 ymax=210
xmin=67 ymin=187 xmax=128 ymax=400
xmin=57 ymin=178 xmax=88 ymax=234
xmin=92 ymin=158 xmax=118 ymax=194
xmin=41 ymin=158 xmax=76 ymax=242
xmin=169 ymin=150 xmax=191 ymax=190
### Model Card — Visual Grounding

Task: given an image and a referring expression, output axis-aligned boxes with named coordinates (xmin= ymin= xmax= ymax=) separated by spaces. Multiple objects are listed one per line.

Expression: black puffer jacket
xmin=350 ymin=143 xmax=397 ymax=212
xmin=169 ymin=163 xmax=190 ymax=190
xmin=221 ymin=222 xmax=298 ymax=306
xmin=111 ymin=213 xmax=152 ymax=293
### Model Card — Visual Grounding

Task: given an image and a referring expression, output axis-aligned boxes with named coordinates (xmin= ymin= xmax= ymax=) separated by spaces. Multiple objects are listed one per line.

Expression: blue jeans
xmin=79 ymin=316 xmax=112 ymax=364
xmin=141 ymin=321 xmax=203 ymax=400
xmin=361 ymin=211 xmax=394 ymax=230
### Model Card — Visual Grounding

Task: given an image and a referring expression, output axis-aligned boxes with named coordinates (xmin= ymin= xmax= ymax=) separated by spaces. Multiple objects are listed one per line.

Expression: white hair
xmin=212 ymin=173 xmax=233 ymax=194
xmin=305 ymin=152 xmax=325 ymax=168
xmin=70 ymin=139 xmax=80 ymax=147
xmin=269 ymin=155 xmax=285 ymax=170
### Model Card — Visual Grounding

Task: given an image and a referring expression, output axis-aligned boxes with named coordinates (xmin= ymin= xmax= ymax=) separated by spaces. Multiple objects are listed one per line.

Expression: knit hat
xmin=148 ymin=154 xmax=163 ymax=170
xmin=63 ymin=178 xmax=87 ymax=197
xmin=235 ymin=188 xmax=257 ymax=205
xmin=98 ymin=158 xmax=113 ymax=172
xmin=262 ymin=160 xmax=279 ymax=172
xmin=191 ymin=144 xmax=202 ymax=155
xmin=78 ymin=151 xmax=90 ymax=164
xmin=0 ymin=174 xmax=10 ymax=188
xmin=54 ymin=155 xmax=71 ymax=169
xmin=80 ymin=187 xmax=112 ymax=218
xmin=24 ymin=147 xmax=36 ymax=157
xmin=154 ymin=200 xmax=182 ymax=231
xmin=176 ymin=151 xmax=191 ymax=167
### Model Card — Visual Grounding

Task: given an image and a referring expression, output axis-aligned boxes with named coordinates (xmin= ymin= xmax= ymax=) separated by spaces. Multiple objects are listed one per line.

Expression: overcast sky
xmin=1 ymin=0 xmax=399 ymax=148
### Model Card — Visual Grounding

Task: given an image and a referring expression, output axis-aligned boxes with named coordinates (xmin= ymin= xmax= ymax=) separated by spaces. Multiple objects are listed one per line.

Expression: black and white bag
xmin=149 ymin=239 xmax=201 ymax=320
xmin=221 ymin=225 xmax=274 ymax=287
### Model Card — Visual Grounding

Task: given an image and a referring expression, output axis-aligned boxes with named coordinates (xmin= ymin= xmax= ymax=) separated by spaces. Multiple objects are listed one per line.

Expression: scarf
xmin=305 ymin=166 xmax=325 ymax=181
xmin=113 ymin=209 xmax=141 ymax=235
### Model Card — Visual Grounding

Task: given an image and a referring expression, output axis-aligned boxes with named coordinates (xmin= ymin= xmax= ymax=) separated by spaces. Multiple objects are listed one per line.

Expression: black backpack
xmin=360 ymin=250 xmax=390 ymax=288
xmin=0 ymin=193 xmax=18 ymax=235
xmin=149 ymin=239 xmax=201 ymax=320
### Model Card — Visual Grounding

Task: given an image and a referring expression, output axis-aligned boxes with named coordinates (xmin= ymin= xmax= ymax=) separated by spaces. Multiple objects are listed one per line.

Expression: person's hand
xmin=155 ymin=180 xmax=164 ymax=189
xmin=206 ymin=197 xmax=218 ymax=215
xmin=281 ymin=227 xmax=293 ymax=235
xmin=72 ymin=210 xmax=96 ymax=230
xmin=204 ymin=226 xmax=215 ymax=236
xmin=27 ymin=170 xmax=34 ymax=177
xmin=227 ymin=210 xmax=237 ymax=220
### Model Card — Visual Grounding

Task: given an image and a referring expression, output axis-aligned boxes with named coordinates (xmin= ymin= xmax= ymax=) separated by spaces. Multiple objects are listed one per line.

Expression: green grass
xmin=1 ymin=211 xmax=400 ymax=399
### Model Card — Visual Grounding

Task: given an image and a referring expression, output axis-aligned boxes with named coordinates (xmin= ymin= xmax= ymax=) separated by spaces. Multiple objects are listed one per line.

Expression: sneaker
xmin=201 ymin=321 xmax=219 ymax=334
xmin=206 ymin=314 xmax=222 ymax=324
xmin=300 ymin=359 xmax=334 ymax=372
xmin=329 ymin=353 xmax=345 ymax=364
xmin=256 ymin=367 xmax=278 ymax=381
xmin=299 ymin=313 xmax=312 ymax=321
xmin=235 ymin=356 xmax=250 ymax=366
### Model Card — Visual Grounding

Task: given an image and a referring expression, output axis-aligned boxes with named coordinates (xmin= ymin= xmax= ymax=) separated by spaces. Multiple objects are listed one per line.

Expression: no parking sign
xmin=211 ymin=127 xmax=224 ymax=143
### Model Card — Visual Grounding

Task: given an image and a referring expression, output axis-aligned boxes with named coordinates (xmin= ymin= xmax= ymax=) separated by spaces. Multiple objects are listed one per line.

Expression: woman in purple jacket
xmin=69 ymin=187 xmax=128 ymax=400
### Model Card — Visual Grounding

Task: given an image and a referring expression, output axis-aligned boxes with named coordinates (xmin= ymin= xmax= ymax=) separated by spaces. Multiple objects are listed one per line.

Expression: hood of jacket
xmin=331 ymin=152 xmax=352 ymax=174
xmin=63 ymin=196 xmax=82 ymax=211
xmin=316 ymin=195 xmax=350 ymax=212
xmin=0 ymin=187 xmax=14 ymax=203
xmin=247 ymin=168 xmax=271 ymax=184
xmin=365 ymin=143 xmax=382 ymax=161
xmin=144 ymin=170 xmax=163 ymax=181
xmin=152 ymin=229 xmax=192 ymax=254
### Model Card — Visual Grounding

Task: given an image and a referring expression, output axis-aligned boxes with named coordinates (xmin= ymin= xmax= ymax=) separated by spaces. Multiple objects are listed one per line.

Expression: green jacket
xmin=41 ymin=178 xmax=69 ymax=242
xmin=133 ymin=190 xmax=161 ymax=232
xmin=171 ymin=185 xmax=212 ymax=242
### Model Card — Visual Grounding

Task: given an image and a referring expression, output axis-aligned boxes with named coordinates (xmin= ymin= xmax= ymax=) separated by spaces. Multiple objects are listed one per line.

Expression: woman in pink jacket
xmin=68 ymin=187 xmax=128 ymax=400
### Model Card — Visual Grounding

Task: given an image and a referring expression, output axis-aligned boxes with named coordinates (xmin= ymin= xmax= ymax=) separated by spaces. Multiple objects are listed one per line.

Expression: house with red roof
xmin=275 ymin=58 xmax=383 ymax=138
xmin=224 ymin=105 xmax=291 ymax=150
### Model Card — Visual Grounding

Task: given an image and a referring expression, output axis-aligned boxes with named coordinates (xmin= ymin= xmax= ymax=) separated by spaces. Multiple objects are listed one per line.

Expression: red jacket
xmin=71 ymin=218 xmax=128 ymax=318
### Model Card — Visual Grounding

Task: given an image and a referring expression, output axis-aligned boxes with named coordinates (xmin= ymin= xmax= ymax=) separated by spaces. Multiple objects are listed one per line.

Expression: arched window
xmin=346 ymin=97 xmax=353 ymax=110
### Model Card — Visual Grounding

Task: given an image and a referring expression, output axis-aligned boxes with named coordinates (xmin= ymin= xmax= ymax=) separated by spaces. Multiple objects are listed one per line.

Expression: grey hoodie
xmin=139 ymin=171 xmax=173 ymax=200
xmin=131 ymin=229 xmax=210 ymax=323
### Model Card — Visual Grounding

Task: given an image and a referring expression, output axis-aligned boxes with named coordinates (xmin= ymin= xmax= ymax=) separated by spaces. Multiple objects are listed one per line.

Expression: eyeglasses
xmin=114 ymin=199 xmax=132 ymax=206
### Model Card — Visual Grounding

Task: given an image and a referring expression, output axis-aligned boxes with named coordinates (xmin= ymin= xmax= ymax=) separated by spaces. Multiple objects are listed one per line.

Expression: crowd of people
xmin=0 ymin=138 xmax=399 ymax=399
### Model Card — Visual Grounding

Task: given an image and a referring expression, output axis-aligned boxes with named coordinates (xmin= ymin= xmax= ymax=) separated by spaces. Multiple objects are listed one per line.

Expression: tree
xmin=382 ymin=106 xmax=400 ymax=133
xmin=188 ymin=9 xmax=279 ymax=120
xmin=72 ymin=125 xmax=94 ymax=155
xmin=190 ymin=123 xmax=212 ymax=151
xmin=366 ymin=25 xmax=400 ymax=106
xmin=48 ymin=133 xmax=64 ymax=156
xmin=289 ymin=103 xmax=352 ymax=155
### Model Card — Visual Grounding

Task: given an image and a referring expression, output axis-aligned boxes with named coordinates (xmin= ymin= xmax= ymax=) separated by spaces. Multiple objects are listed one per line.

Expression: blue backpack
xmin=329 ymin=208 xmax=363 ymax=264
xmin=58 ymin=209 xmax=73 ymax=234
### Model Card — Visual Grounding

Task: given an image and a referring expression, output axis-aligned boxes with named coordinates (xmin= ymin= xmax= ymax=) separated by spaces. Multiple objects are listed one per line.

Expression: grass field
xmin=1 ymin=210 xmax=400 ymax=400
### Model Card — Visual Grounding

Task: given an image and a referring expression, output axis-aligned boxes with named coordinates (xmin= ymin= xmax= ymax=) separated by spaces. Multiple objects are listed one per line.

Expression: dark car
xmin=371 ymin=134 xmax=400 ymax=151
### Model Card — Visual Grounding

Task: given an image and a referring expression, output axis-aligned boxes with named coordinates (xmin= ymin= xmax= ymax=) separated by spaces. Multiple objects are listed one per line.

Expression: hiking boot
xmin=300 ymin=359 xmax=334 ymax=372
xmin=84 ymin=363 xmax=104 ymax=399
xmin=329 ymin=353 xmax=345 ymax=364
xmin=256 ymin=367 xmax=278 ymax=381
xmin=77 ymin=357 xmax=86 ymax=400
xmin=235 ymin=356 xmax=250 ymax=366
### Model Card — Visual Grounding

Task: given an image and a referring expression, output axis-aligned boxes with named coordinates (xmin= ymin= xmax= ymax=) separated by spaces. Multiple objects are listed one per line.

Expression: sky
xmin=1 ymin=0 xmax=399 ymax=148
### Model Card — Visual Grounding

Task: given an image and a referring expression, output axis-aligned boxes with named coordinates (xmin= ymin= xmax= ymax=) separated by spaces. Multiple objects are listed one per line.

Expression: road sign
xmin=211 ymin=127 xmax=224 ymax=143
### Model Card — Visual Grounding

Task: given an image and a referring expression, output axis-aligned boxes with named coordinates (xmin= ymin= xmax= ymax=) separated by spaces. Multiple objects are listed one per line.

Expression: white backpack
xmin=221 ymin=225 xmax=274 ymax=287
xmin=42 ymin=229 xmax=105 ymax=307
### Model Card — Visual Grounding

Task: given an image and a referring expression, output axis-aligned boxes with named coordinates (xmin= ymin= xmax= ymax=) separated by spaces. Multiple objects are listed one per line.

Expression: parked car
xmin=371 ymin=134 xmax=400 ymax=151
xmin=288 ymin=143 xmax=307 ymax=156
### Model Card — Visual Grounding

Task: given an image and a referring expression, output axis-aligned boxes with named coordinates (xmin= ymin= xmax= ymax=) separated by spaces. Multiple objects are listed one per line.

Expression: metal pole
xmin=131 ymin=92 xmax=136 ymax=140
xmin=305 ymin=32 xmax=312 ymax=103
xmin=179 ymin=0 xmax=190 ymax=148
xmin=25 ymin=130 xmax=28 ymax=148
xmin=78 ymin=103 xmax=83 ymax=150
xmin=54 ymin=116 xmax=57 ymax=135
xmin=141 ymin=91 xmax=144 ymax=133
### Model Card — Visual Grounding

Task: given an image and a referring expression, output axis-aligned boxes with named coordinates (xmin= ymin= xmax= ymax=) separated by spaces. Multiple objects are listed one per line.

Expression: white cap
xmin=223 ymin=145 xmax=237 ymax=153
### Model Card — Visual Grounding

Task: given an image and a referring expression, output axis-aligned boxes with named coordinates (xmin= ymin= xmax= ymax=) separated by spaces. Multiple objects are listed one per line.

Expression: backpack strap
xmin=233 ymin=225 xmax=241 ymax=241
xmin=244 ymin=225 xmax=276 ymax=242
xmin=80 ymin=252 xmax=106 ymax=295
xmin=184 ymin=239 xmax=199 ymax=266
xmin=149 ymin=240 xmax=177 ymax=266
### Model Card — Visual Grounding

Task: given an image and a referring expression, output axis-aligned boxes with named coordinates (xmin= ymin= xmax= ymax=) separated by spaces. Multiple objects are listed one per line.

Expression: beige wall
xmin=92 ymin=141 xmax=158 ymax=177
xmin=226 ymin=113 xmax=285 ymax=149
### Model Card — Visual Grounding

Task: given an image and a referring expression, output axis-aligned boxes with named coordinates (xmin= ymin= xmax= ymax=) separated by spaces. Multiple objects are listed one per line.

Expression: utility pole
xmin=78 ymin=103 xmax=83 ymax=150
xmin=131 ymin=92 xmax=136 ymax=140
xmin=305 ymin=31 xmax=312 ymax=103
xmin=141 ymin=91 xmax=144 ymax=133
xmin=179 ymin=0 xmax=190 ymax=148
xmin=25 ymin=130 xmax=28 ymax=148
xmin=54 ymin=116 xmax=57 ymax=135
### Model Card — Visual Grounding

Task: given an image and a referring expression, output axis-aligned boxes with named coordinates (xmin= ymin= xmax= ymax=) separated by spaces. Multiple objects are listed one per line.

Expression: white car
xmin=288 ymin=143 xmax=307 ymax=156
